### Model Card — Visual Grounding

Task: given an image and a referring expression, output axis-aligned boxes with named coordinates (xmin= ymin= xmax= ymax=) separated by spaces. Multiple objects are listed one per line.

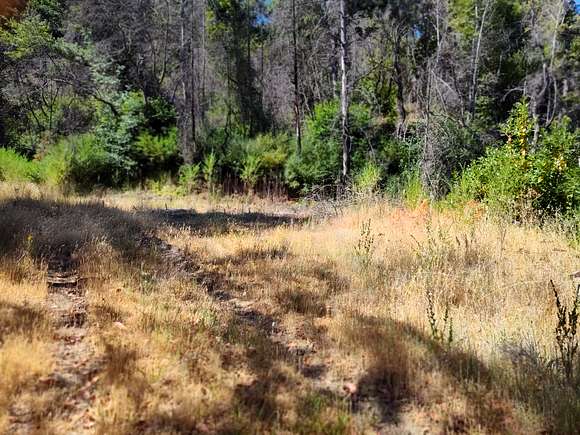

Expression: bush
xmin=530 ymin=118 xmax=580 ymax=212
xmin=91 ymin=91 xmax=145 ymax=183
xmin=449 ymin=101 xmax=580 ymax=215
xmin=378 ymin=137 xmax=421 ymax=177
xmin=240 ymin=154 xmax=262 ymax=191
xmin=68 ymin=91 xmax=177 ymax=187
xmin=52 ymin=93 xmax=178 ymax=189
xmin=39 ymin=141 xmax=72 ymax=185
xmin=132 ymin=127 xmax=179 ymax=175
xmin=402 ymin=170 xmax=428 ymax=208
xmin=143 ymin=97 xmax=177 ymax=136
xmin=0 ymin=148 xmax=42 ymax=182
xmin=223 ymin=133 xmax=291 ymax=191
xmin=66 ymin=134 xmax=111 ymax=187
xmin=353 ymin=160 xmax=382 ymax=195
xmin=285 ymin=100 xmax=375 ymax=193
xmin=178 ymin=163 xmax=201 ymax=193
xmin=202 ymin=152 xmax=218 ymax=192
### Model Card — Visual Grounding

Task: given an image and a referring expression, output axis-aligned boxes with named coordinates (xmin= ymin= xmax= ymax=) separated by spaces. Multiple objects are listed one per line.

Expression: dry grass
xmin=0 ymin=182 xmax=578 ymax=433
xmin=0 ymin=230 xmax=52 ymax=432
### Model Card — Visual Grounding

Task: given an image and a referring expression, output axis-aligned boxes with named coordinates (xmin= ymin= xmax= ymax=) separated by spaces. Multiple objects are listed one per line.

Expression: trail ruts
xmin=10 ymin=254 xmax=100 ymax=434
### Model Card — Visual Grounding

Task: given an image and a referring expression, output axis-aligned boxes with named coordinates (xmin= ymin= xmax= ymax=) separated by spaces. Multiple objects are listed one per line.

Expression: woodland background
xmin=0 ymin=0 xmax=578 ymax=215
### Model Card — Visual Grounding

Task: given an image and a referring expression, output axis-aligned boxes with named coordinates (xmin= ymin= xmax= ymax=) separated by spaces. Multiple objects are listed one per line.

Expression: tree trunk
xmin=200 ymin=0 xmax=207 ymax=127
xmin=393 ymin=30 xmax=407 ymax=138
xmin=468 ymin=0 xmax=491 ymax=121
xmin=179 ymin=0 xmax=196 ymax=164
xmin=339 ymin=0 xmax=350 ymax=184
xmin=292 ymin=0 xmax=302 ymax=153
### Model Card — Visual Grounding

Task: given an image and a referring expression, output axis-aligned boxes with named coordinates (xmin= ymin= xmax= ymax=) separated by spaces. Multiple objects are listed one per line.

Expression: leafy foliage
xmin=202 ymin=152 xmax=218 ymax=192
xmin=240 ymin=154 xmax=262 ymax=191
xmin=450 ymin=101 xmax=580 ymax=214
xmin=285 ymin=101 xmax=374 ymax=192
xmin=0 ymin=14 xmax=55 ymax=60
xmin=178 ymin=163 xmax=202 ymax=194
xmin=0 ymin=148 xmax=42 ymax=182
xmin=353 ymin=160 xmax=382 ymax=195
xmin=132 ymin=128 xmax=179 ymax=174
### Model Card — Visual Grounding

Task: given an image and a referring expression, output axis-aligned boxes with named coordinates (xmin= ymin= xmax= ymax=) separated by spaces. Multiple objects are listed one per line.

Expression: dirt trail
xmin=10 ymin=256 xmax=100 ymax=434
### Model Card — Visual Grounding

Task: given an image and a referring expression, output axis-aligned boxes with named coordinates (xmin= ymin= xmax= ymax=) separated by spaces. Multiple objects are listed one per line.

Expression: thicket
xmin=449 ymin=101 xmax=580 ymax=215
xmin=1 ymin=95 xmax=578 ymax=220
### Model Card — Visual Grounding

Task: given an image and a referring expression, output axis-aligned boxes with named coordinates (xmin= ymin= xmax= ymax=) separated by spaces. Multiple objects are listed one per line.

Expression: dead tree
xmin=339 ymin=0 xmax=350 ymax=183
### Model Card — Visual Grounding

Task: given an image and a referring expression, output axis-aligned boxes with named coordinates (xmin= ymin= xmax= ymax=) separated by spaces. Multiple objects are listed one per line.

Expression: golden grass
xmin=0 ymin=182 xmax=578 ymax=433
xmin=0 ymin=256 xmax=52 ymax=432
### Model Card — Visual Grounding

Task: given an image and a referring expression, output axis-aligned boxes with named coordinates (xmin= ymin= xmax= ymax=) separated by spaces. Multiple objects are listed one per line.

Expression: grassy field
xmin=0 ymin=182 xmax=579 ymax=434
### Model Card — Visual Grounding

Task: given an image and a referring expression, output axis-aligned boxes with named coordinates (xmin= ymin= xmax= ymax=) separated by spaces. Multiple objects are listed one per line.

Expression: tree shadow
xmin=0 ymin=198 xmax=304 ymax=266
xmin=141 ymin=208 xmax=306 ymax=237
xmin=0 ymin=198 xmax=146 ymax=263
xmin=339 ymin=310 xmax=580 ymax=433
xmin=164 ymin=244 xmax=352 ymax=431
xmin=0 ymin=301 xmax=47 ymax=343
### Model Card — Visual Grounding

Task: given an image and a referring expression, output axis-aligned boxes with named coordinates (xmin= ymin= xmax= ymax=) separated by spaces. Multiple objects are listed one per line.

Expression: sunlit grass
xmin=0 ymin=183 xmax=578 ymax=433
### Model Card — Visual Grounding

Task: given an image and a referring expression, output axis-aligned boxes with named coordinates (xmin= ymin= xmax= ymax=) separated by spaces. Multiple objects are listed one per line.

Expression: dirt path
xmin=10 ymin=256 xmax=100 ymax=434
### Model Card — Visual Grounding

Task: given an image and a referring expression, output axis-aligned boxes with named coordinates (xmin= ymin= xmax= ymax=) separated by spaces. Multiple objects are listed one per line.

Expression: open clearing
xmin=1 ymin=184 xmax=579 ymax=434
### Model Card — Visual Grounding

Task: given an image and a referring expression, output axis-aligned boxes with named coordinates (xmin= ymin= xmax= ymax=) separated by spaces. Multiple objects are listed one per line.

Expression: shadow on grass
xmin=339 ymin=310 xmax=580 ymax=433
xmin=143 ymin=208 xmax=304 ymax=237
xmin=0 ymin=301 xmax=47 ymax=343
xmin=162 ymin=244 xmax=354 ymax=432
xmin=0 ymin=198 xmax=303 ymax=265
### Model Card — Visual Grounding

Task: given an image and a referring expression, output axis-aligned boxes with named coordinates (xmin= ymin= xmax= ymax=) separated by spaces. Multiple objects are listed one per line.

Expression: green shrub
xmin=402 ymin=170 xmax=428 ymax=208
xmin=353 ymin=160 xmax=382 ymax=195
xmin=178 ymin=163 xmax=201 ymax=193
xmin=143 ymin=97 xmax=177 ymax=135
xmin=92 ymin=91 xmax=146 ymax=183
xmin=285 ymin=100 xmax=375 ymax=193
xmin=39 ymin=141 xmax=72 ymax=185
xmin=245 ymin=133 xmax=290 ymax=173
xmin=0 ymin=148 xmax=42 ymax=182
xmin=378 ymin=137 xmax=421 ymax=177
xmin=449 ymin=100 xmax=580 ymax=215
xmin=223 ymin=133 xmax=291 ymax=190
xmin=67 ymin=134 xmax=111 ymax=187
xmin=202 ymin=152 xmax=218 ymax=192
xmin=449 ymin=145 xmax=527 ymax=211
xmin=529 ymin=118 xmax=579 ymax=212
xmin=63 ymin=92 xmax=178 ymax=188
xmin=132 ymin=127 xmax=179 ymax=172
xmin=240 ymin=154 xmax=262 ymax=191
